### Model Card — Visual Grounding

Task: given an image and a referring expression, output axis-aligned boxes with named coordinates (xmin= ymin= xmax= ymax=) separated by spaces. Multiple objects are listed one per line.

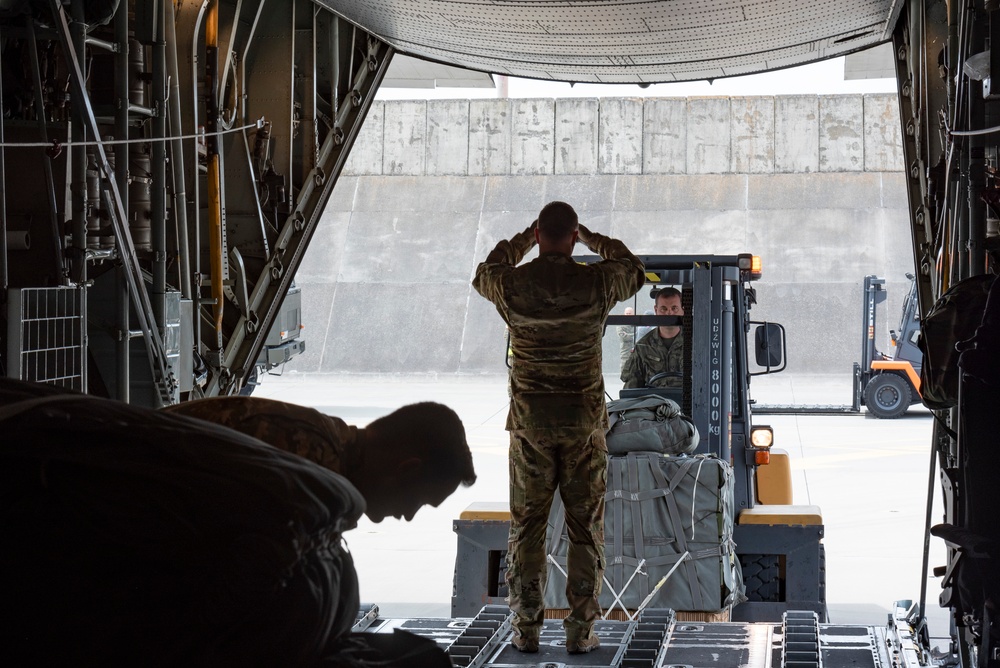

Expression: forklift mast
xmin=860 ymin=275 xmax=887 ymax=369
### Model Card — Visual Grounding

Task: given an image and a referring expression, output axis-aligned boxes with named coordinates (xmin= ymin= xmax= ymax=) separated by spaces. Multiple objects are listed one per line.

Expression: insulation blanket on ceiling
xmin=0 ymin=378 xmax=368 ymax=666
xmin=544 ymin=452 xmax=745 ymax=614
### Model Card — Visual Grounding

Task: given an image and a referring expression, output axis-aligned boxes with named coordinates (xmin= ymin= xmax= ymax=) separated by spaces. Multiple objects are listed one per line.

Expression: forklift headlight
xmin=750 ymin=426 xmax=773 ymax=448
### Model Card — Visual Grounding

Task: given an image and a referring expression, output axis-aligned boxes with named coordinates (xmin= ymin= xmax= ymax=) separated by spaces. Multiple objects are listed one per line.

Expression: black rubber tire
xmin=740 ymin=554 xmax=781 ymax=602
xmin=864 ymin=373 xmax=911 ymax=419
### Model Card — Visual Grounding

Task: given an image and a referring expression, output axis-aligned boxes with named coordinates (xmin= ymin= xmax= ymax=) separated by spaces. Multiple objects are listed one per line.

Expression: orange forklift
xmin=857 ymin=274 xmax=923 ymax=419
xmin=755 ymin=274 xmax=923 ymax=419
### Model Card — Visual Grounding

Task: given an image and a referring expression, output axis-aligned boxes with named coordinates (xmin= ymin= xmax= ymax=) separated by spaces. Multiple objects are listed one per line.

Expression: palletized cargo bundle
xmin=545 ymin=452 xmax=744 ymax=615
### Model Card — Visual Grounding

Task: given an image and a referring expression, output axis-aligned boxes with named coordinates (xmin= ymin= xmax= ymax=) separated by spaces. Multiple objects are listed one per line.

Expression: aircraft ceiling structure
xmin=319 ymin=0 xmax=904 ymax=84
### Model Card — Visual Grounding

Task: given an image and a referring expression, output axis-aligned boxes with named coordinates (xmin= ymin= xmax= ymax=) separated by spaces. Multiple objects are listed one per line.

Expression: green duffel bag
xmin=605 ymin=394 xmax=699 ymax=456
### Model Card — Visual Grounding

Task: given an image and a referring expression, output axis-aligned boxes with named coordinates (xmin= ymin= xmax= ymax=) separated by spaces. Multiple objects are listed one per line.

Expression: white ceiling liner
xmin=318 ymin=0 xmax=904 ymax=84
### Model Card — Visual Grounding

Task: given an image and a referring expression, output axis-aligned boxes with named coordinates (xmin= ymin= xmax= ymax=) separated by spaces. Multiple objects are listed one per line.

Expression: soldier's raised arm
xmin=577 ymin=223 xmax=645 ymax=304
xmin=472 ymin=220 xmax=538 ymax=305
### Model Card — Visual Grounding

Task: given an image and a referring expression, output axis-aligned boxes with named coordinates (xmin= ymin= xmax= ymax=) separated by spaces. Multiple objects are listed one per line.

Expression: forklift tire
xmin=740 ymin=554 xmax=781 ymax=602
xmin=864 ymin=373 xmax=910 ymax=419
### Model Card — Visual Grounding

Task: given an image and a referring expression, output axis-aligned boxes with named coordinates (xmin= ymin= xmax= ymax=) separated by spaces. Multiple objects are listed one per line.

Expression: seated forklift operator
xmin=620 ymin=287 xmax=685 ymax=389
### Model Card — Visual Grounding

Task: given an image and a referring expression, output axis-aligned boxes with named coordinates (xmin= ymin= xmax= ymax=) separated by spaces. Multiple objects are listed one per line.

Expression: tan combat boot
xmin=566 ymin=634 xmax=600 ymax=654
xmin=511 ymin=632 xmax=539 ymax=653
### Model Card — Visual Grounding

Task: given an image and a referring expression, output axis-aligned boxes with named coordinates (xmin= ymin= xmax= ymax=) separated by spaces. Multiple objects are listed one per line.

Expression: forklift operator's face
xmin=655 ymin=295 xmax=683 ymax=316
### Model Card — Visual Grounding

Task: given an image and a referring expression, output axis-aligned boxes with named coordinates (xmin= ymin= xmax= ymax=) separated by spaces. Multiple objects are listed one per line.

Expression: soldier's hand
xmin=577 ymin=223 xmax=594 ymax=248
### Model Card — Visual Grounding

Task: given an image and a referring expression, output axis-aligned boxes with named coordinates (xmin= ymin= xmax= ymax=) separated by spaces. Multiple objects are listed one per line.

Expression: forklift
xmin=857 ymin=274 xmax=923 ymax=419
xmin=453 ymin=254 xmax=826 ymax=623
xmin=755 ymin=274 xmax=923 ymax=419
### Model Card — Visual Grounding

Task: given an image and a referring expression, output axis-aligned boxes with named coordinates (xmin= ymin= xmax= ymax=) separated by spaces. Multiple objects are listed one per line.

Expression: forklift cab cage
xmin=582 ymin=253 xmax=785 ymax=515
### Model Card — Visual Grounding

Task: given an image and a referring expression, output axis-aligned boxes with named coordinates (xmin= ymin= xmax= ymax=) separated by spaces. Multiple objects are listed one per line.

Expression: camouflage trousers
xmin=507 ymin=427 xmax=607 ymax=642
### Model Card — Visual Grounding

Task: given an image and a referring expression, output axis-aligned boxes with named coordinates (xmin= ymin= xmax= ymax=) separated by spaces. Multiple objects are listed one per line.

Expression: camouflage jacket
xmin=163 ymin=396 xmax=358 ymax=474
xmin=621 ymin=329 xmax=685 ymax=388
xmin=473 ymin=227 xmax=645 ymax=430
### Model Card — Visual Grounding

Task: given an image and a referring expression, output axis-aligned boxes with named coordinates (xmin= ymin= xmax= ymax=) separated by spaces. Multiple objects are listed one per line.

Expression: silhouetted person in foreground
xmin=0 ymin=379 xmax=454 ymax=667
xmin=165 ymin=396 xmax=477 ymax=523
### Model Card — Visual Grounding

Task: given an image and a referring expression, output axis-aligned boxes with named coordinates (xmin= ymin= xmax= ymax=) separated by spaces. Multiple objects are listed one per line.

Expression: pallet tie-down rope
xmin=633 ymin=552 xmax=690 ymax=620
xmin=546 ymin=551 xmax=690 ymax=621
xmin=605 ymin=557 xmax=646 ymax=619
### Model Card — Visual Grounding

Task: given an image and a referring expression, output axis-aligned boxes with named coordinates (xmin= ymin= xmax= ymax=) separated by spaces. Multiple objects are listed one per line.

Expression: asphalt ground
xmin=253 ymin=371 xmax=951 ymax=644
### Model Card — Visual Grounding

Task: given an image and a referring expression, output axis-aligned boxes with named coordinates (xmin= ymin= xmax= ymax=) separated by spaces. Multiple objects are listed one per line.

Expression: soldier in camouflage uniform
xmin=472 ymin=201 xmax=644 ymax=655
xmin=621 ymin=287 xmax=685 ymax=389
xmin=164 ymin=397 xmax=476 ymax=523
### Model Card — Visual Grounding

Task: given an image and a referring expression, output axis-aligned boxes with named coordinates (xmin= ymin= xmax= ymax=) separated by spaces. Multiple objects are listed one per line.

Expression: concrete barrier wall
xmin=292 ymin=94 xmax=911 ymax=378
xmin=344 ymin=94 xmax=902 ymax=176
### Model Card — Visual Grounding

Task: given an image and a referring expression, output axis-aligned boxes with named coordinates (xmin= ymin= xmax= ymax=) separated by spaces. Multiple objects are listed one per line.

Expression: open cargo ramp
xmin=359 ymin=603 xmax=928 ymax=667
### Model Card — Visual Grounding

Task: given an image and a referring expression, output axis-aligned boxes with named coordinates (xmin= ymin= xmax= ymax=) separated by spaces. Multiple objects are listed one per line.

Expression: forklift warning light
xmin=738 ymin=254 xmax=763 ymax=279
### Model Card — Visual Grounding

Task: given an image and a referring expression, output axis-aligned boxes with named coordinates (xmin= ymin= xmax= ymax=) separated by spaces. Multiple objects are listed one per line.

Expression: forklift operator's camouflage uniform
xmin=621 ymin=329 xmax=685 ymax=389
xmin=473 ymin=225 xmax=644 ymax=644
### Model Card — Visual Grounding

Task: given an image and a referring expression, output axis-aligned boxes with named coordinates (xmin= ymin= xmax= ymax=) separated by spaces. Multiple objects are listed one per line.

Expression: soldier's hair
xmin=536 ymin=201 xmax=578 ymax=242
xmin=367 ymin=402 xmax=477 ymax=487
xmin=653 ymin=287 xmax=682 ymax=303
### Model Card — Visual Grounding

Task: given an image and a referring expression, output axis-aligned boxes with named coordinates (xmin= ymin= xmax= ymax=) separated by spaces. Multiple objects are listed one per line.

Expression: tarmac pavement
xmin=253 ymin=371 xmax=950 ymax=644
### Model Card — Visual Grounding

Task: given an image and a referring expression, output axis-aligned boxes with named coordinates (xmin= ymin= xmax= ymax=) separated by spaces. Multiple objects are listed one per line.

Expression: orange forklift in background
xmin=755 ymin=274 xmax=923 ymax=419
xmin=858 ymin=274 xmax=923 ymax=419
